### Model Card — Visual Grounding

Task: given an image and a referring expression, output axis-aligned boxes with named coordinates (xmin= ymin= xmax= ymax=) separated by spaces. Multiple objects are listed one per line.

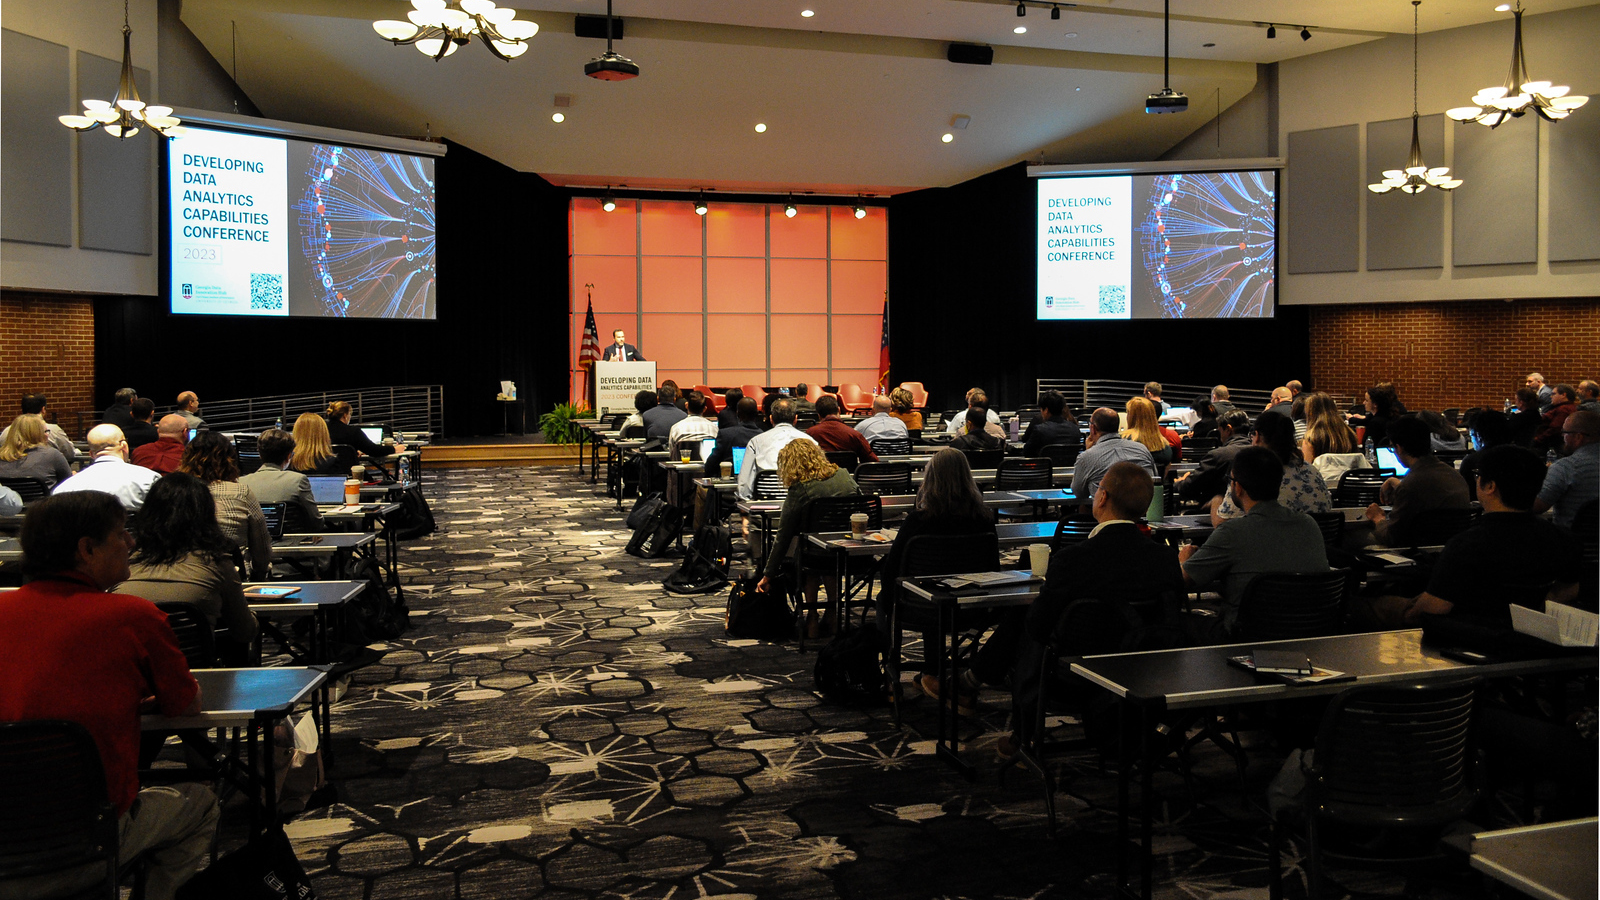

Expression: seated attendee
xmin=950 ymin=400 xmax=1005 ymax=452
xmin=755 ymin=439 xmax=859 ymax=638
xmin=290 ymin=412 xmax=346 ymax=476
xmin=0 ymin=491 xmax=215 ymax=900
xmin=326 ymin=400 xmax=406 ymax=459
xmin=52 ymin=424 xmax=161 ymax=512
xmin=0 ymin=483 xmax=20 ymax=516
xmin=716 ymin=388 xmax=745 ymax=430
xmin=1179 ymin=445 xmax=1329 ymax=634
xmin=1365 ymin=414 xmax=1473 ymax=547
xmin=131 ymin=414 xmax=190 ymax=475
xmin=1577 ymin=379 xmax=1600 ymax=414
xmin=1533 ymin=410 xmax=1599 ymax=529
xmin=1286 ymin=379 xmax=1303 ymax=401
xmin=1185 ymin=396 xmax=1218 ymax=439
xmin=174 ymin=391 xmax=206 ymax=430
xmin=944 ymin=387 xmax=1002 ymax=434
xmin=1289 ymin=393 xmax=1309 ymax=442
xmin=1210 ymin=385 xmax=1236 ymax=418
xmin=1071 ymin=408 xmax=1158 ymax=501
xmin=875 ymin=448 xmax=998 ymax=697
xmin=1533 ymin=383 xmax=1579 ymax=455
xmin=736 ymin=398 xmax=816 ymax=500
xmin=643 ymin=383 xmax=687 ymax=441
xmin=179 ymin=432 xmax=272 ymax=580
xmin=124 ymin=398 xmax=159 ymax=451
xmin=1262 ymin=386 xmax=1293 ymax=420
xmin=0 ymin=392 xmax=78 ymax=458
xmin=1213 ymin=411 xmax=1329 ymax=524
xmin=807 ymin=395 xmax=877 ymax=467
xmin=1419 ymin=410 xmax=1466 ymax=452
xmin=855 ymin=394 xmax=911 ymax=443
xmin=238 ymin=428 xmax=325 ymax=532
xmin=102 ymin=386 xmax=138 ymax=431
xmin=705 ymin=398 xmax=762 ymax=477
xmin=621 ymin=389 xmax=655 ymax=438
xmin=1301 ymin=391 xmax=1365 ymax=484
xmin=1460 ymin=409 xmax=1513 ymax=499
xmin=1143 ymin=381 xmax=1170 ymax=415
xmin=1122 ymin=397 xmax=1177 ymax=467
xmin=0 ymin=414 xmax=73 ymax=488
xmin=1359 ymin=445 xmax=1582 ymax=628
xmin=1349 ymin=384 xmax=1397 ymax=447
xmin=1527 ymin=372 xmax=1553 ymax=413
xmin=791 ymin=384 xmax=817 ymax=415
xmin=667 ymin=390 xmax=719 ymax=457
xmin=888 ymin=387 xmax=923 ymax=431
xmin=1508 ymin=387 xmax=1542 ymax=448
xmin=1176 ymin=409 xmax=1252 ymax=505
xmin=661 ymin=379 xmax=689 ymax=412
xmin=987 ymin=461 xmax=1184 ymax=754
xmin=118 ymin=472 xmax=260 ymax=652
xmin=1021 ymin=390 xmax=1082 ymax=457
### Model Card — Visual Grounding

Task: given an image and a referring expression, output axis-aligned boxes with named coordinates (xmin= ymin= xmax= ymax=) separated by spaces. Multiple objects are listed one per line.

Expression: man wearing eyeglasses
xmin=1532 ymin=409 xmax=1599 ymax=529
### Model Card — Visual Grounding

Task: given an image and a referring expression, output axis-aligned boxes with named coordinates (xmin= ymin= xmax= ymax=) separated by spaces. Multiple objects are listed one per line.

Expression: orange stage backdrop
xmin=570 ymin=199 xmax=887 ymax=404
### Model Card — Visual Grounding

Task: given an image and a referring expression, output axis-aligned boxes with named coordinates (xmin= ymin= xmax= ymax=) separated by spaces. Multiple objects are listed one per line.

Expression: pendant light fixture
xmin=1144 ymin=0 xmax=1188 ymax=114
xmin=1369 ymin=2 xmax=1460 ymax=194
xmin=585 ymin=0 xmax=639 ymax=81
xmin=373 ymin=0 xmax=539 ymax=62
xmin=59 ymin=0 xmax=183 ymax=139
xmin=1446 ymin=3 xmax=1586 ymax=127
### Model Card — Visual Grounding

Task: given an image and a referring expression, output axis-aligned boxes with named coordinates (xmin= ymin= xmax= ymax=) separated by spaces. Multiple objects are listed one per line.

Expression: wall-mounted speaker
xmin=947 ymin=43 xmax=993 ymax=66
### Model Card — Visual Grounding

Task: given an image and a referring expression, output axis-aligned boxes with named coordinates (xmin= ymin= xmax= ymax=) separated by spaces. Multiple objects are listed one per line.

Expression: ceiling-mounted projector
xmin=1145 ymin=87 xmax=1188 ymax=114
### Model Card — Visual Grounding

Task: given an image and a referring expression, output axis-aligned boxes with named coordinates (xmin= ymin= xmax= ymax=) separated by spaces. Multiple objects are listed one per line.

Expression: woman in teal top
xmin=757 ymin=438 xmax=858 ymax=637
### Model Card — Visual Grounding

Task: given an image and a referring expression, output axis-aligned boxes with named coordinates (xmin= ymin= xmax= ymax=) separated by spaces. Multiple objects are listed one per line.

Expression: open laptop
xmin=308 ymin=476 xmax=349 ymax=505
xmin=731 ymin=446 xmax=746 ymax=475
xmin=698 ymin=437 xmax=717 ymax=463
xmin=359 ymin=424 xmax=385 ymax=445
xmin=1374 ymin=446 xmax=1409 ymax=477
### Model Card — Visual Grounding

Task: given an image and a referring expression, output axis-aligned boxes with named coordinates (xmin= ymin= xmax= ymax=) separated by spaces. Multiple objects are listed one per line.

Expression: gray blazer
xmin=239 ymin=463 xmax=325 ymax=532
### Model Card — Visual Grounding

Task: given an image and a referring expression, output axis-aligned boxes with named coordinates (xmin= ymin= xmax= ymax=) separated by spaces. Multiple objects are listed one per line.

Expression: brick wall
xmin=1308 ymin=297 xmax=1600 ymax=412
xmin=0 ymin=290 xmax=96 ymax=440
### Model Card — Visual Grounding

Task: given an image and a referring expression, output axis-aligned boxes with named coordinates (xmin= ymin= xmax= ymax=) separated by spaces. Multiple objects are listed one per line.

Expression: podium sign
xmin=594 ymin=361 xmax=657 ymax=415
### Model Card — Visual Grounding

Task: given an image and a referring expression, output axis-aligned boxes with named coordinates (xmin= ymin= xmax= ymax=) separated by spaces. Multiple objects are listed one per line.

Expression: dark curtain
xmin=93 ymin=139 xmax=569 ymax=438
xmin=887 ymin=162 xmax=1309 ymax=414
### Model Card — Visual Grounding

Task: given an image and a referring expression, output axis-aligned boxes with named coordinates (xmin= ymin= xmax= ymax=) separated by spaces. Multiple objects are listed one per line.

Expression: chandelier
xmin=58 ymin=0 xmax=183 ymax=139
xmin=374 ymin=0 xmax=539 ymax=61
xmin=1447 ymin=4 xmax=1586 ymax=127
xmin=1369 ymin=2 xmax=1460 ymax=195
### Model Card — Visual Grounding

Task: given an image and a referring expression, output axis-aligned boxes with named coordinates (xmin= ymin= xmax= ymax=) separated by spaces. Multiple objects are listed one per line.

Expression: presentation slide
xmin=1037 ymin=170 xmax=1276 ymax=320
xmin=168 ymin=126 xmax=436 ymax=319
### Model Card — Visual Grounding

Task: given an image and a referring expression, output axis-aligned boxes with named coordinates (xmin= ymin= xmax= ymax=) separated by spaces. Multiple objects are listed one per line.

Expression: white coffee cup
xmin=720 ymin=461 xmax=733 ymax=478
xmin=1028 ymin=543 xmax=1052 ymax=578
xmin=850 ymin=512 xmax=869 ymax=537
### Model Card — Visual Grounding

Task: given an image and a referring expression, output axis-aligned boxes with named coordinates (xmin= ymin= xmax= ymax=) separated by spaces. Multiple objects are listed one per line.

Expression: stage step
xmin=421 ymin=443 xmax=580 ymax=469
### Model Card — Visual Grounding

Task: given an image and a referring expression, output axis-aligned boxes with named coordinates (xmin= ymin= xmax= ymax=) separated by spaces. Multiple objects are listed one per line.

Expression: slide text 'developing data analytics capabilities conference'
xmin=1036 ymin=170 xmax=1276 ymax=321
xmin=168 ymin=126 xmax=436 ymax=319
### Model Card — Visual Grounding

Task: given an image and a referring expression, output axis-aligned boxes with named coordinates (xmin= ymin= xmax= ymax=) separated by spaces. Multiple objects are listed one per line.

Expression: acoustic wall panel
xmin=770 ymin=259 xmax=827 ymax=313
xmin=76 ymin=51 xmax=153 ymax=255
xmin=2 ymin=30 xmax=73 ymax=247
xmin=572 ymin=197 xmax=637 ymax=255
xmin=705 ymin=204 xmax=766 ymax=257
xmin=829 ymin=207 xmax=887 ymax=260
xmin=1286 ymin=124 xmax=1358 ymax=274
xmin=1548 ymin=98 xmax=1600 ymax=262
xmin=1452 ymin=117 xmax=1537 ymax=266
xmin=1366 ymin=115 xmax=1445 ymax=270
xmin=706 ymin=258 xmax=766 ymax=312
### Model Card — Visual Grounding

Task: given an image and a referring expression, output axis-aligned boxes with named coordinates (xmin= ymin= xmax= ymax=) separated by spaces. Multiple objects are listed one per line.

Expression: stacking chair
xmin=0 ymin=477 xmax=50 ymax=506
xmin=868 ymin=436 xmax=913 ymax=457
xmin=852 ymin=462 xmax=912 ymax=496
xmin=960 ymin=448 xmax=1005 ymax=471
xmin=886 ymin=532 xmax=1001 ymax=724
xmin=1440 ymin=407 xmax=1460 ymax=426
xmin=994 ymin=457 xmax=1054 ymax=519
xmin=1233 ymin=569 xmax=1352 ymax=642
xmin=330 ymin=443 xmax=362 ymax=473
xmin=606 ymin=412 xmax=629 ymax=432
xmin=1038 ymin=443 xmax=1078 ymax=471
xmin=793 ymin=494 xmax=884 ymax=647
xmin=0 ymin=720 xmax=128 ymax=900
xmin=1268 ymin=678 xmax=1483 ymax=900
xmin=1050 ymin=515 xmax=1099 ymax=552
xmin=1181 ymin=436 xmax=1219 ymax=461
xmin=794 ymin=412 xmax=820 ymax=430
xmin=153 ymin=602 xmax=219 ymax=671
xmin=1307 ymin=511 xmax=1346 ymax=550
xmin=751 ymin=470 xmax=787 ymax=501
xmin=824 ymin=451 xmax=860 ymax=473
xmin=1333 ymin=470 xmax=1388 ymax=508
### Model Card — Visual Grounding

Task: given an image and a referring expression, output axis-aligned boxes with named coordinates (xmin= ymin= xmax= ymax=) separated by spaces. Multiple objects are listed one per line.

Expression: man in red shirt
xmin=130 ymin=414 xmax=189 ymax=475
xmin=806 ymin=395 xmax=878 ymax=468
xmin=0 ymin=492 xmax=215 ymax=900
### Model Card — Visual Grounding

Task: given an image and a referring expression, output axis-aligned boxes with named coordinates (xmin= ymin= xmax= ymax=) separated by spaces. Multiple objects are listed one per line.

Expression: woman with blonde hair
xmin=756 ymin=438 xmax=858 ymax=637
xmin=290 ymin=412 xmax=342 ymax=475
xmin=0 ymin=414 xmax=72 ymax=488
xmin=1122 ymin=397 xmax=1177 ymax=466
xmin=888 ymin=387 xmax=923 ymax=431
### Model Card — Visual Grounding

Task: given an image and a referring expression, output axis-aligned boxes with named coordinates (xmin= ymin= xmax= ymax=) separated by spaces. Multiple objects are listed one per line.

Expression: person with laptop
xmin=239 ymin=428 xmax=326 ymax=532
xmin=667 ymin=390 xmax=719 ymax=458
xmin=131 ymin=414 xmax=190 ymax=475
xmin=806 ymin=395 xmax=877 ymax=467
xmin=1365 ymin=414 xmax=1472 ymax=547
xmin=705 ymin=398 xmax=761 ymax=478
xmin=325 ymin=400 xmax=406 ymax=460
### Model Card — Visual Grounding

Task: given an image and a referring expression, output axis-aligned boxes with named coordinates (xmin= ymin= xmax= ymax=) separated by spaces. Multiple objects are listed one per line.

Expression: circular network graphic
xmin=1137 ymin=172 xmax=1275 ymax=319
xmin=295 ymin=144 xmax=435 ymax=318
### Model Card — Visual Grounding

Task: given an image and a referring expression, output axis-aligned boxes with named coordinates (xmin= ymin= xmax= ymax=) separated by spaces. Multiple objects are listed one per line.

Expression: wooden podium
xmin=593 ymin=361 xmax=657 ymax=416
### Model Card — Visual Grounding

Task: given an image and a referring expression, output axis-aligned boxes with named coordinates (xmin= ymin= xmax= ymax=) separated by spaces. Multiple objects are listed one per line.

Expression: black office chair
xmin=868 ymin=437 xmax=913 ymax=457
xmin=1334 ymin=470 xmax=1388 ymax=508
xmin=824 ymin=451 xmax=859 ymax=473
xmin=618 ymin=423 xmax=646 ymax=439
xmin=0 ymin=477 xmax=50 ymax=506
xmin=1268 ymin=678 xmax=1483 ymax=900
xmin=1307 ymin=511 xmax=1346 ymax=549
xmin=1440 ymin=407 xmax=1460 ymax=426
xmin=1049 ymin=515 xmax=1099 ymax=552
xmin=994 ymin=457 xmax=1054 ymax=520
xmin=961 ymin=448 xmax=1005 ymax=470
xmin=1181 ymin=437 xmax=1219 ymax=461
xmin=793 ymin=494 xmax=884 ymax=646
xmin=1038 ymin=443 xmax=1078 ymax=471
xmin=795 ymin=412 xmax=820 ymax=430
xmin=751 ymin=470 xmax=787 ymax=501
xmin=152 ymin=602 xmax=218 ymax=670
xmin=886 ymin=532 xmax=1001 ymax=726
xmin=1233 ymin=569 xmax=1352 ymax=642
xmin=606 ymin=412 xmax=628 ymax=431
xmin=0 ymin=720 xmax=127 ymax=900
xmin=852 ymin=462 xmax=912 ymax=496
xmin=330 ymin=443 xmax=361 ymax=473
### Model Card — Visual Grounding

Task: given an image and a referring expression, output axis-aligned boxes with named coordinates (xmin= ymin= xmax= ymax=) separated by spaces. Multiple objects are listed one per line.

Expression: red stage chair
xmin=838 ymin=383 xmax=874 ymax=414
xmin=898 ymin=382 xmax=928 ymax=409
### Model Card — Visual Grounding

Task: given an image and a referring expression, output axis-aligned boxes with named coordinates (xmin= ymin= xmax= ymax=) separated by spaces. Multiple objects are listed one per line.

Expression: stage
xmin=420 ymin=432 xmax=579 ymax=469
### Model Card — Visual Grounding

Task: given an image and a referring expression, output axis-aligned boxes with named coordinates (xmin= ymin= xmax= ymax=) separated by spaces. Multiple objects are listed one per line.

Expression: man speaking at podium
xmin=601 ymin=329 xmax=645 ymax=362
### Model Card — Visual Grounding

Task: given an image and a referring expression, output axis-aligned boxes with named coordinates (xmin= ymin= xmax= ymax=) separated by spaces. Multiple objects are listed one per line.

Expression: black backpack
xmin=387 ymin=485 xmax=436 ymax=540
xmin=341 ymin=555 xmax=410 ymax=644
xmin=626 ymin=492 xmax=665 ymax=531
xmin=724 ymin=573 xmax=795 ymax=640
xmin=813 ymin=623 xmax=888 ymax=706
xmin=625 ymin=499 xmax=682 ymax=558
xmin=664 ymin=524 xmax=732 ymax=594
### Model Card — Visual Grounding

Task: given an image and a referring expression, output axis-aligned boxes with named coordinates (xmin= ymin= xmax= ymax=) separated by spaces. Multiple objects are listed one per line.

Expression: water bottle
xmin=1547 ymin=448 xmax=1558 ymax=465
xmin=1364 ymin=436 xmax=1376 ymax=465
xmin=1008 ymin=417 xmax=1020 ymax=441
xmin=274 ymin=416 xmax=283 ymax=431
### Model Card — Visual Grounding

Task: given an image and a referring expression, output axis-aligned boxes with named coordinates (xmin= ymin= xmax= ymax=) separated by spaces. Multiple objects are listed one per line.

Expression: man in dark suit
xmin=102 ymin=387 xmax=138 ymax=430
xmin=1175 ymin=409 xmax=1252 ymax=505
xmin=600 ymin=329 xmax=644 ymax=362
xmin=716 ymin=388 xmax=745 ymax=430
xmin=704 ymin=398 xmax=761 ymax=476
xmin=123 ymin=398 xmax=159 ymax=451
xmin=1021 ymin=390 xmax=1082 ymax=457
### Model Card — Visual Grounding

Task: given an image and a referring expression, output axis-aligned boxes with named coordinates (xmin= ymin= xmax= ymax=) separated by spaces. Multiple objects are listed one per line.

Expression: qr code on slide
xmin=1098 ymin=284 xmax=1127 ymax=315
xmin=250 ymin=273 xmax=283 ymax=310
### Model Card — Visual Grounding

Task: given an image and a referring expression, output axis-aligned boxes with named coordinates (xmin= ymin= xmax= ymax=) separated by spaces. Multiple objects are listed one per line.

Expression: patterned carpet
xmin=275 ymin=465 xmax=1518 ymax=900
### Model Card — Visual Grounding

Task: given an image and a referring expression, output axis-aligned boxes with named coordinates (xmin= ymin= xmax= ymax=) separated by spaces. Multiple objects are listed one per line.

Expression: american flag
xmin=876 ymin=299 xmax=890 ymax=392
xmin=578 ymin=298 xmax=602 ymax=370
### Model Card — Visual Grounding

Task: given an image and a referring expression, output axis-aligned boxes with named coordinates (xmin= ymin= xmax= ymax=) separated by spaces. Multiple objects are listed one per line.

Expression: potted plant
xmin=539 ymin=403 xmax=593 ymax=444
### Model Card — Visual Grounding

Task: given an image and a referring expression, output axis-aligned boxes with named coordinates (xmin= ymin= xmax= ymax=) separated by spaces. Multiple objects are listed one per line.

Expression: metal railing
xmin=1035 ymin=379 xmax=1350 ymax=416
xmin=76 ymin=386 xmax=444 ymax=438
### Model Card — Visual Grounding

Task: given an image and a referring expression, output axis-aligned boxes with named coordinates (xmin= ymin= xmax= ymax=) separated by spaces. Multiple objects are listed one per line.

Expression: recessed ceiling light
xmin=801 ymin=8 xmax=815 ymax=17
xmin=941 ymin=132 xmax=954 ymax=143
xmin=1014 ymin=25 xmax=1027 ymax=33
xmin=754 ymin=123 xmax=767 ymax=133
xmin=552 ymin=112 xmax=565 ymax=123
xmin=1064 ymin=32 xmax=1078 ymax=38
xmin=1074 ymin=86 xmax=1081 ymax=91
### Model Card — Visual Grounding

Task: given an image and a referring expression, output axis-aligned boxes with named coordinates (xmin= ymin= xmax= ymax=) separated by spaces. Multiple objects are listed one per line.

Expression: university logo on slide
xmin=182 ymin=283 xmax=192 ymax=299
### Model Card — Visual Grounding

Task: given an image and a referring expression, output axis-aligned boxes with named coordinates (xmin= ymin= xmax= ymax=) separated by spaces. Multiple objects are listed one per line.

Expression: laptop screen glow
xmin=731 ymin=446 xmax=746 ymax=475
xmin=309 ymin=476 xmax=348 ymax=504
xmin=360 ymin=426 xmax=384 ymax=444
xmin=699 ymin=438 xmax=717 ymax=462
xmin=1374 ymin=446 xmax=1408 ymax=477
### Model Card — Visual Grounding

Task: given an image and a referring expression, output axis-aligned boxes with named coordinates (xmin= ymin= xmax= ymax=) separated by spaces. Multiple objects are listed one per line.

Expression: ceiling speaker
xmin=947 ymin=43 xmax=994 ymax=66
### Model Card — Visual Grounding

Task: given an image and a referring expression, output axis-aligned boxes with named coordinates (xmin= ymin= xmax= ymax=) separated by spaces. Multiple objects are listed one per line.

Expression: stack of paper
xmin=1510 ymin=601 xmax=1599 ymax=648
xmin=940 ymin=571 xmax=1038 ymax=589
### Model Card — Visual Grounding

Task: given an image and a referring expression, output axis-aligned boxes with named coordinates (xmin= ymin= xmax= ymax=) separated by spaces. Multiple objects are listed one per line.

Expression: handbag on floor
xmin=176 ymin=827 xmax=316 ymax=900
xmin=814 ymin=623 xmax=887 ymax=705
xmin=724 ymin=573 xmax=794 ymax=640
xmin=664 ymin=524 xmax=732 ymax=594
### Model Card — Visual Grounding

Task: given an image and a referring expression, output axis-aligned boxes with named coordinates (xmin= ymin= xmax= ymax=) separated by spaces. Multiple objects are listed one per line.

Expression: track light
xmin=601 ymin=189 xmax=616 ymax=212
xmin=1300 ymin=26 xmax=1311 ymax=41
xmin=1050 ymin=4 xmax=1060 ymax=19
xmin=784 ymin=197 xmax=797 ymax=218
xmin=853 ymin=202 xmax=867 ymax=219
xmin=1266 ymin=24 xmax=1276 ymax=38
xmin=1017 ymin=2 xmax=1026 ymax=16
xmin=694 ymin=192 xmax=708 ymax=216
